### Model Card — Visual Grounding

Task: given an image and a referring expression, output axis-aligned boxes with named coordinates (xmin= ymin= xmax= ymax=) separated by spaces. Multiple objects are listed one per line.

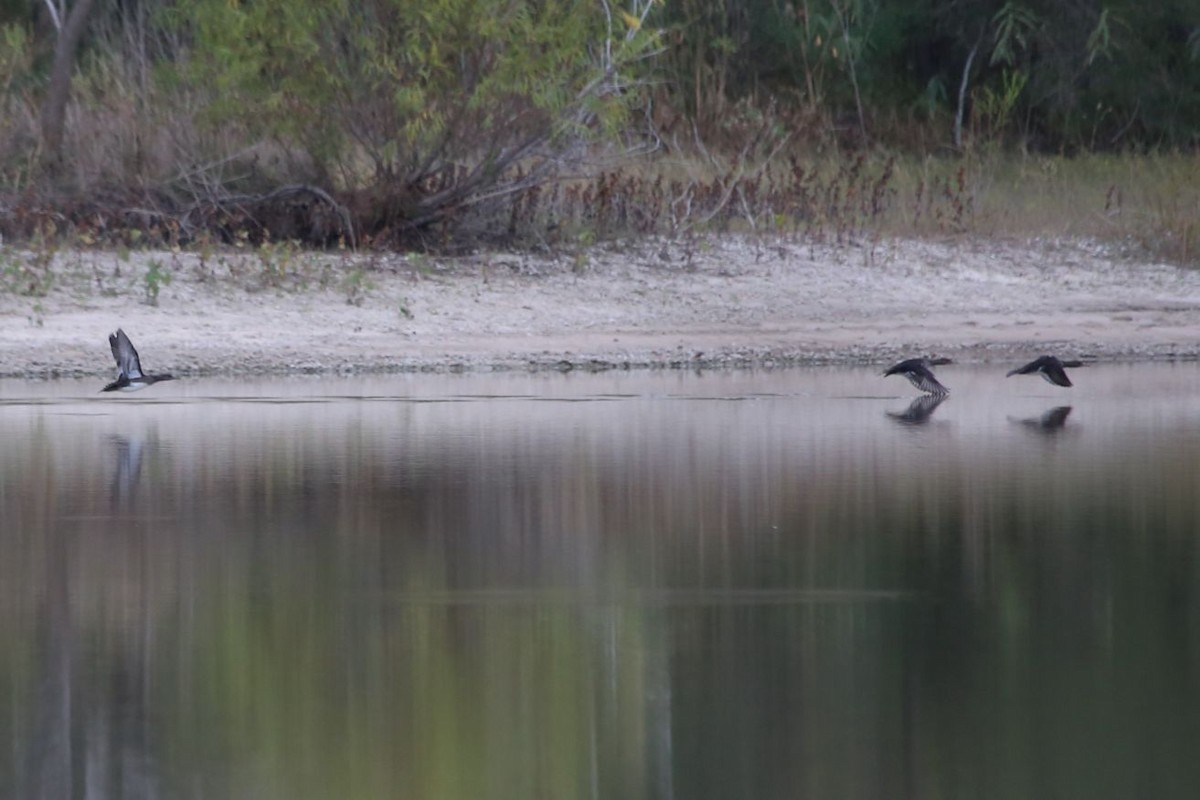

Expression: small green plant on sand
xmin=342 ymin=268 xmax=374 ymax=306
xmin=143 ymin=259 xmax=172 ymax=305
xmin=1 ymin=244 xmax=56 ymax=297
xmin=257 ymin=239 xmax=295 ymax=288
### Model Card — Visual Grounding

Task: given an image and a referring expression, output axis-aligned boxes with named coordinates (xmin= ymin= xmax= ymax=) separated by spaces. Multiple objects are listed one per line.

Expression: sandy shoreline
xmin=2 ymin=236 xmax=1199 ymax=378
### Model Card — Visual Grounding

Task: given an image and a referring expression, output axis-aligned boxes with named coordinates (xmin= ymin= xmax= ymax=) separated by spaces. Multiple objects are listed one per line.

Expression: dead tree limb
xmin=40 ymin=0 xmax=98 ymax=176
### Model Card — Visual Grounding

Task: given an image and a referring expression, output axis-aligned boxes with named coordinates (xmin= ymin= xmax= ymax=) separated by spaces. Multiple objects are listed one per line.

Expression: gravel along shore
xmin=2 ymin=236 xmax=1198 ymax=378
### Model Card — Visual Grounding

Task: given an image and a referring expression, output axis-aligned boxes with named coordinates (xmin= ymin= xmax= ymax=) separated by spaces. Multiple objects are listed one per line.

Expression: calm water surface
xmin=3 ymin=364 xmax=1200 ymax=799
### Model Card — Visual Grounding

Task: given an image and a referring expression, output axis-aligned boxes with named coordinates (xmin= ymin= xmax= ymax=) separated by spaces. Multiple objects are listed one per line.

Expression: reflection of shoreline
xmin=0 ymin=374 xmax=1198 ymax=799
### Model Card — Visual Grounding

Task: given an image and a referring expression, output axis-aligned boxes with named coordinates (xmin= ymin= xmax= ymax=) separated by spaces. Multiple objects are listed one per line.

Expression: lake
xmin=2 ymin=364 xmax=1200 ymax=799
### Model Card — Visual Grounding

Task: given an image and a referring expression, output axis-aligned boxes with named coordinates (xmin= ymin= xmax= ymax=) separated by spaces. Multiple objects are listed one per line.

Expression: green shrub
xmin=168 ymin=0 xmax=662 ymax=232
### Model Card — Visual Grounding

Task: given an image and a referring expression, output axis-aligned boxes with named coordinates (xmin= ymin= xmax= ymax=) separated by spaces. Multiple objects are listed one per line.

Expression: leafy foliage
xmin=650 ymin=0 xmax=1200 ymax=150
xmin=0 ymin=0 xmax=1197 ymax=251
xmin=169 ymin=0 xmax=661 ymax=234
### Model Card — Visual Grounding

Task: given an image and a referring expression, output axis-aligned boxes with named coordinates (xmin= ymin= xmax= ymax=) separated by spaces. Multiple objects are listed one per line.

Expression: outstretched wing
xmin=904 ymin=364 xmax=949 ymax=395
xmin=1039 ymin=364 xmax=1073 ymax=387
xmin=1007 ymin=356 xmax=1048 ymax=377
xmin=884 ymin=358 xmax=921 ymax=377
xmin=109 ymin=329 xmax=144 ymax=379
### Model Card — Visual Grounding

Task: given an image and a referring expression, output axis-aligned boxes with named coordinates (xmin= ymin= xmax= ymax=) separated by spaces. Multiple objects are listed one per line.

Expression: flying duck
xmin=883 ymin=357 xmax=951 ymax=396
xmin=101 ymin=329 xmax=175 ymax=392
xmin=1005 ymin=356 xmax=1084 ymax=388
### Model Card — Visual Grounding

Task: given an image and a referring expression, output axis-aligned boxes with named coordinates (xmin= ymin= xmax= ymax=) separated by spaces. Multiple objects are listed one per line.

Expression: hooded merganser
xmin=1005 ymin=355 xmax=1083 ymax=388
xmin=101 ymin=329 xmax=175 ymax=392
xmin=883 ymin=357 xmax=951 ymax=396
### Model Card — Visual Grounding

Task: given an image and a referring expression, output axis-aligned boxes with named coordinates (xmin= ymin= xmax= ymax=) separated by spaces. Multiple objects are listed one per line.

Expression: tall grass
xmin=885 ymin=151 xmax=1200 ymax=264
xmin=496 ymin=149 xmax=1200 ymax=267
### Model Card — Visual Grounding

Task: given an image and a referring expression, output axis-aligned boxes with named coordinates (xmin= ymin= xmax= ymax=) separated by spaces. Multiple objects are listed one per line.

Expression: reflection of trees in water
xmin=2 ymin=404 xmax=1200 ymax=798
xmin=12 ymin=489 xmax=160 ymax=798
xmin=20 ymin=527 xmax=72 ymax=800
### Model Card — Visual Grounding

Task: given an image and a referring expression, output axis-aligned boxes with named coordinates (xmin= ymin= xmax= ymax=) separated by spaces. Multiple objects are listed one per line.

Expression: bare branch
xmin=41 ymin=0 xmax=63 ymax=32
xmin=955 ymin=31 xmax=984 ymax=150
xmin=40 ymin=0 xmax=99 ymax=173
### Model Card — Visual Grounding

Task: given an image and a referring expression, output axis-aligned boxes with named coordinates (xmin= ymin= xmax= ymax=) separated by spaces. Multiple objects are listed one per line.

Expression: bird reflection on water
xmin=1011 ymin=405 xmax=1074 ymax=433
xmin=886 ymin=393 xmax=947 ymax=425
xmin=108 ymin=433 xmax=147 ymax=506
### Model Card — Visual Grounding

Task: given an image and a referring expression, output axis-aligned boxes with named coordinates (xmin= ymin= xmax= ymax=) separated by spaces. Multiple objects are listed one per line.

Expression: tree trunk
xmin=39 ymin=0 xmax=98 ymax=177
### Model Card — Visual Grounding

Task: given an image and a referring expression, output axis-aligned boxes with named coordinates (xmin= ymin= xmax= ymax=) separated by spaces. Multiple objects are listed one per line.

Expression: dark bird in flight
xmin=1005 ymin=355 xmax=1084 ymax=388
xmin=883 ymin=357 xmax=951 ymax=395
xmin=101 ymin=329 xmax=175 ymax=392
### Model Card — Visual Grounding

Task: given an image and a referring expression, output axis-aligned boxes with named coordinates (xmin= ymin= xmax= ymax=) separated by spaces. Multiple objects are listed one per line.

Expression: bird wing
xmin=1040 ymin=365 xmax=1073 ymax=387
xmin=1007 ymin=357 xmax=1045 ymax=377
xmin=109 ymin=329 xmax=144 ymax=379
xmin=906 ymin=364 xmax=949 ymax=395
xmin=884 ymin=358 xmax=921 ymax=377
